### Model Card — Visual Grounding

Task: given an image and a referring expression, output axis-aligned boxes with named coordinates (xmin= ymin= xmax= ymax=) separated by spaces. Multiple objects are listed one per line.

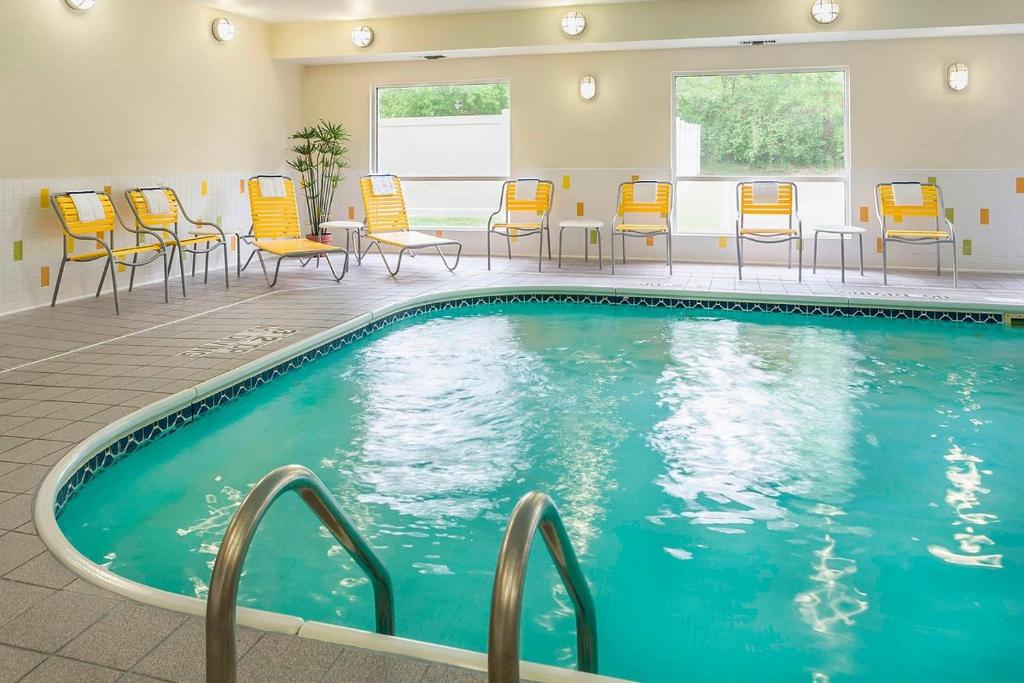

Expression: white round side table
xmin=320 ymin=220 xmax=365 ymax=264
xmin=812 ymin=225 xmax=866 ymax=283
xmin=558 ymin=219 xmax=605 ymax=269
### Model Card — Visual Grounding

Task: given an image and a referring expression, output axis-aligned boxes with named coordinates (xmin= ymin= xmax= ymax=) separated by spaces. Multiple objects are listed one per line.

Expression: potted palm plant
xmin=287 ymin=120 xmax=350 ymax=246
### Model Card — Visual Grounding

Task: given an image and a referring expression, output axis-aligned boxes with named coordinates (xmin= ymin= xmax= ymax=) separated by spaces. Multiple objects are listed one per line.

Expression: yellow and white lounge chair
xmin=239 ymin=175 xmax=349 ymax=286
xmin=486 ymin=178 xmax=554 ymax=271
xmin=359 ymin=174 xmax=463 ymax=277
xmin=735 ymin=181 xmax=802 ymax=281
xmin=50 ymin=190 xmax=169 ymax=314
xmin=876 ymin=182 xmax=957 ymax=288
xmin=611 ymin=180 xmax=674 ymax=275
xmin=125 ymin=186 xmax=229 ymax=297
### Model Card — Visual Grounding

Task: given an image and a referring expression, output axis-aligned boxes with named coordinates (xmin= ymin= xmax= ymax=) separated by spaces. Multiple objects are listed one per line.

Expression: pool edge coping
xmin=32 ymin=283 xmax=1021 ymax=682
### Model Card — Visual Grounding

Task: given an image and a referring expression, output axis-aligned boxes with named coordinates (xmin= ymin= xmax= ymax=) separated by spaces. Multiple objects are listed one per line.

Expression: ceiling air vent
xmin=738 ymin=39 xmax=777 ymax=46
xmin=424 ymin=54 xmax=446 ymax=60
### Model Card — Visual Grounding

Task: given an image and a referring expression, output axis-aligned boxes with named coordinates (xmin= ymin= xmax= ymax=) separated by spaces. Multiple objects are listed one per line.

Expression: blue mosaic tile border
xmin=53 ymin=292 xmax=1003 ymax=516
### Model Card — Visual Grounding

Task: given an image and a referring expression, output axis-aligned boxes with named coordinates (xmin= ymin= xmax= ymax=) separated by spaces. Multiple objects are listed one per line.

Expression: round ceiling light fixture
xmin=561 ymin=11 xmax=587 ymax=37
xmin=64 ymin=0 xmax=97 ymax=10
xmin=810 ymin=0 xmax=840 ymax=25
xmin=211 ymin=18 xmax=236 ymax=42
xmin=351 ymin=25 xmax=374 ymax=48
xmin=947 ymin=63 xmax=969 ymax=92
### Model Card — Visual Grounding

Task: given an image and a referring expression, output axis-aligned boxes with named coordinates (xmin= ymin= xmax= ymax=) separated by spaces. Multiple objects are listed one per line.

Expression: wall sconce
xmin=64 ymin=0 xmax=96 ymax=10
xmin=580 ymin=75 xmax=597 ymax=100
xmin=810 ymin=0 xmax=840 ymax=25
xmin=947 ymin=63 xmax=969 ymax=92
xmin=351 ymin=25 xmax=374 ymax=48
xmin=211 ymin=18 xmax=236 ymax=42
xmin=562 ymin=11 xmax=587 ymax=37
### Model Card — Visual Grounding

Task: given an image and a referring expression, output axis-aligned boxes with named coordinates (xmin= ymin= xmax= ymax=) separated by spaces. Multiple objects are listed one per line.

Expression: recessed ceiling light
xmin=947 ymin=63 xmax=969 ymax=92
xmin=561 ymin=11 xmax=586 ymax=37
xmin=810 ymin=0 xmax=840 ymax=25
xmin=64 ymin=0 xmax=96 ymax=11
xmin=211 ymin=18 xmax=236 ymax=42
xmin=351 ymin=25 xmax=374 ymax=48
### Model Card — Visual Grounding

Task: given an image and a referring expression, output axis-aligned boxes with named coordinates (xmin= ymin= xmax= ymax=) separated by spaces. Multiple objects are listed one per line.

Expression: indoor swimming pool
xmin=58 ymin=302 xmax=1023 ymax=682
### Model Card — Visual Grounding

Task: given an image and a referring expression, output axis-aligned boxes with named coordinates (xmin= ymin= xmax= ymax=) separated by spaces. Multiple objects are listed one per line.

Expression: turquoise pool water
xmin=60 ymin=303 xmax=1022 ymax=682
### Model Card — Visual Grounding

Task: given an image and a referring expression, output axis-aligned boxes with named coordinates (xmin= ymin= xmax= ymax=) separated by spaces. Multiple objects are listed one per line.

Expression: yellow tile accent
xmin=239 ymin=179 xmax=246 ymax=193
xmin=13 ymin=240 xmax=24 ymax=262
xmin=963 ymin=239 xmax=973 ymax=256
xmin=348 ymin=205 xmax=356 ymax=220
xmin=1017 ymin=177 xmax=1024 ymax=193
xmin=201 ymin=180 xmax=209 ymax=197
xmin=718 ymin=237 xmax=728 ymax=249
xmin=117 ymin=263 xmax=126 ymax=273
xmin=40 ymin=266 xmax=50 ymax=287
xmin=66 ymin=236 xmax=75 ymax=253
xmin=39 ymin=188 xmax=50 ymax=209
xmin=631 ymin=174 xmax=640 ymax=182
xmin=645 ymin=236 xmax=654 ymax=247
xmin=562 ymin=175 xmax=571 ymax=190
xmin=893 ymin=215 xmax=903 ymax=224
xmin=434 ymin=230 xmax=443 ymax=238
xmin=859 ymin=206 xmax=870 ymax=223
xmin=980 ymin=208 xmax=990 ymax=225
xmin=875 ymin=237 xmax=883 ymax=254
xmin=576 ymin=201 xmax=584 ymax=217
xmin=103 ymin=185 xmax=112 ymax=196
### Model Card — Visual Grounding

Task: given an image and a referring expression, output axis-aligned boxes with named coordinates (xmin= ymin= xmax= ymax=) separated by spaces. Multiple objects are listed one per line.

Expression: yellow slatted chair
xmin=735 ymin=181 xmax=802 ymax=281
xmin=50 ymin=191 xmax=169 ymax=314
xmin=240 ymin=175 xmax=349 ymax=286
xmin=359 ymin=174 xmax=463 ymax=276
xmin=611 ymin=180 xmax=674 ymax=275
xmin=486 ymin=179 xmax=555 ymax=272
xmin=125 ymin=186 xmax=229 ymax=297
xmin=876 ymin=182 xmax=957 ymax=287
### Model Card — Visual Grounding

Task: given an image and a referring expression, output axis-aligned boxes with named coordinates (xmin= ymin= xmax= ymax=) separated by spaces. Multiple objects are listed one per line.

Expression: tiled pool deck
xmin=1 ymin=255 xmax=1022 ymax=682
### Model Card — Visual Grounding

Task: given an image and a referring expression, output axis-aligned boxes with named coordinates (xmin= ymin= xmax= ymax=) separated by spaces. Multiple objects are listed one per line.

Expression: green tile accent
xmin=13 ymin=240 xmax=23 ymax=262
xmin=927 ymin=176 xmax=937 ymax=185
xmin=963 ymin=239 xmax=972 ymax=256
xmin=589 ymin=229 xmax=598 ymax=245
xmin=945 ymin=208 xmax=955 ymax=223
xmin=216 ymin=215 xmax=223 ymax=226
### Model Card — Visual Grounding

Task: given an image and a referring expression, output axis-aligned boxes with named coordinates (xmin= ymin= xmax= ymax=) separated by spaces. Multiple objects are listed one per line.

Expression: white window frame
xmin=670 ymin=66 xmax=852 ymax=236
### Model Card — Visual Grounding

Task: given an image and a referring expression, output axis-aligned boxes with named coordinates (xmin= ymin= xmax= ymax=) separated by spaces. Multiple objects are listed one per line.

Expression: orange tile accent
xmin=239 ymin=179 xmax=245 ymax=193
xmin=1016 ymin=177 xmax=1024 ymax=193
xmin=231 ymin=235 xmax=237 ymax=252
xmin=39 ymin=188 xmax=50 ymax=209
xmin=576 ymin=202 xmax=585 ymax=217
xmin=631 ymin=175 xmax=640 ymax=182
xmin=980 ymin=208 xmax=990 ymax=225
xmin=103 ymin=185 xmax=112 ymax=196
xmin=562 ymin=175 xmax=571 ymax=190
xmin=875 ymin=237 xmax=883 ymax=254
xmin=201 ymin=180 xmax=208 ymax=197
xmin=859 ymin=206 xmax=870 ymax=223
xmin=348 ymin=205 xmax=356 ymax=220
xmin=645 ymin=236 xmax=654 ymax=247
xmin=40 ymin=266 xmax=50 ymax=287
xmin=435 ymin=230 xmax=443 ymax=238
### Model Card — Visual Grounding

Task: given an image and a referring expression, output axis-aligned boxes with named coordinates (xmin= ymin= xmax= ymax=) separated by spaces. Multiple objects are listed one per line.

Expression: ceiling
xmin=196 ymin=0 xmax=649 ymax=23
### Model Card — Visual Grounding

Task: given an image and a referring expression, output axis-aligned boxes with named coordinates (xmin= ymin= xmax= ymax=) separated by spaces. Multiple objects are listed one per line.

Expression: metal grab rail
xmin=488 ymin=492 xmax=598 ymax=682
xmin=206 ymin=464 xmax=394 ymax=682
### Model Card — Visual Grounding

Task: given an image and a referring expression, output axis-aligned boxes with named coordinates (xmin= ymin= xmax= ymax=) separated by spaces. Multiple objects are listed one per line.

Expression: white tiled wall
xmin=3 ymin=167 xmax=1022 ymax=315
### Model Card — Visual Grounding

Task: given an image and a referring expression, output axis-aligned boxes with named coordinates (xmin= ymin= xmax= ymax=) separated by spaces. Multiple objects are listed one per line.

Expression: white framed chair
xmin=486 ymin=178 xmax=554 ymax=272
xmin=875 ymin=182 xmax=957 ymax=288
xmin=735 ymin=181 xmax=802 ymax=281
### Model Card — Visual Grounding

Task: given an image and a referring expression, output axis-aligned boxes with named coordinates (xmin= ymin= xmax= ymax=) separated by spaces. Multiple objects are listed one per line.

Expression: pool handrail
xmin=206 ymin=464 xmax=395 ymax=682
xmin=488 ymin=491 xmax=598 ymax=682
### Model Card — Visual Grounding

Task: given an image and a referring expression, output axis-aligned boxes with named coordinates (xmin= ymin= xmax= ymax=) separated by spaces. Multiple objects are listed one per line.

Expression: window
xmin=673 ymin=70 xmax=849 ymax=234
xmin=373 ymin=82 xmax=510 ymax=229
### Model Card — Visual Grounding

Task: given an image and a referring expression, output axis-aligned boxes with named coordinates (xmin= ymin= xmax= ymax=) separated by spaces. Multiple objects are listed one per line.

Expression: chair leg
xmin=797 ymin=238 xmax=803 ymax=283
xmin=951 ymin=241 xmax=958 ymax=289
xmin=736 ymin=236 xmax=743 ymax=280
xmin=666 ymin=232 xmax=673 ymax=275
xmin=223 ymin=242 xmax=230 ymax=288
xmin=128 ymin=253 xmax=138 ymax=292
xmin=50 ymin=259 xmax=67 ymax=308
xmin=788 ymin=240 xmax=793 ymax=269
xmin=546 ymin=225 xmax=552 ymax=260
xmin=812 ymin=233 xmax=819 ymax=274
xmin=506 ymin=233 xmax=512 ymax=260
xmin=610 ymin=230 xmax=616 ymax=274
xmin=936 ymin=241 xmax=942 ymax=276
xmin=882 ymin=238 xmax=889 ymax=285
xmin=204 ymin=252 xmax=210 ymax=284
xmin=191 ymin=251 xmax=196 ymax=277
xmin=487 ymin=229 xmax=492 ymax=271
xmin=162 ymin=253 xmax=169 ymax=303
xmin=436 ymin=243 xmax=462 ymax=272
xmin=108 ymin=259 xmax=121 ymax=315
xmin=622 ymin=235 xmax=627 ymax=263
xmin=177 ymin=245 xmax=188 ymax=299
xmin=236 ymin=239 xmax=242 ymax=277
xmin=557 ymin=226 xmax=565 ymax=269
xmin=859 ymin=234 xmax=865 ymax=276
xmin=96 ymin=261 xmax=109 ymax=297
xmin=537 ymin=230 xmax=543 ymax=273
xmin=597 ymin=228 xmax=603 ymax=270
xmin=322 ymin=252 xmax=348 ymax=282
